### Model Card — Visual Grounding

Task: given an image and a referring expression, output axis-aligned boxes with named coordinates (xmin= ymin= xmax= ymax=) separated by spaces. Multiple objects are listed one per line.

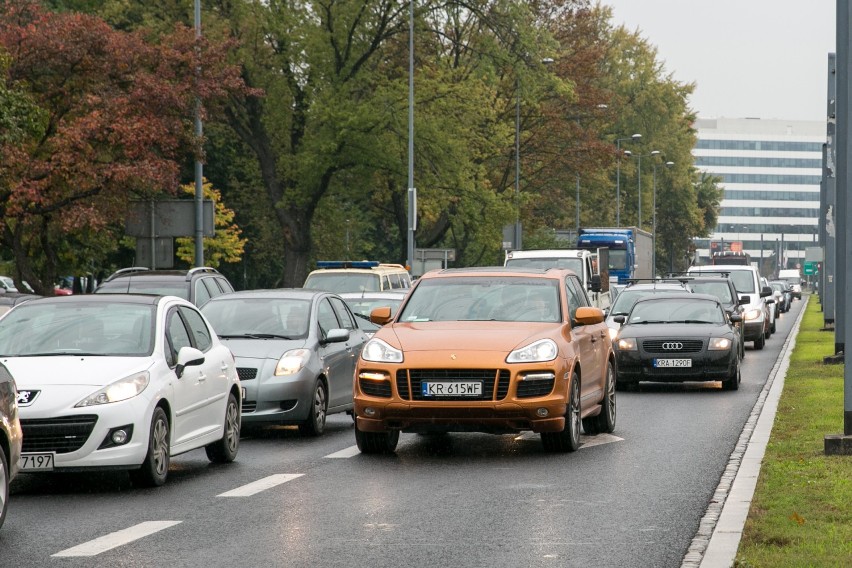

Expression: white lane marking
xmin=514 ymin=431 xmax=624 ymax=448
xmin=52 ymin=521 xmax=182 ymax=557
xmin=325 ymin=445 xmax=361 ymax=459
xmin=217 ymin=474 xmax=304 ymax=497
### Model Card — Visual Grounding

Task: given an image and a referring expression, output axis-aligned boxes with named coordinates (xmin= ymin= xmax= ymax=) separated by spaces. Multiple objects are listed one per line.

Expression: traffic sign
xmin=804 ymin=261 xmax=817 ymax=275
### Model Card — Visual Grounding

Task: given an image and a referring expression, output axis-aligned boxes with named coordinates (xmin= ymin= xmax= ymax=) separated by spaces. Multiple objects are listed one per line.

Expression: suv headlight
xmin=743 ymin=308 xmax=762 ymax=321
xmin=361 ymin=338 xmax=403 ymax=363
xmin=507 ymin=339 xmax=557 ymax=363
xmin=708 ymin=337 xmax=732 ymax=350
xmin=75 ymin=371 xmax=150 ymax=407
xmin=275 ymin=348 xmax=311 ymax=376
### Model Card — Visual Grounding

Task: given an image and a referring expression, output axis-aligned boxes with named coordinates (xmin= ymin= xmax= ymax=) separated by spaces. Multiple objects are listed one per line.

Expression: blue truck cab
xmin=577 ymin=227 xmax=653 ymax=284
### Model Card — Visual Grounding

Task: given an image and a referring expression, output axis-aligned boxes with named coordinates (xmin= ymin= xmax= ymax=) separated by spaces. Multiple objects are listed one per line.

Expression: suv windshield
xmin=398 ymin=277 xmax=560 ymax=323
xmin=689 ymin=281 xmax=734 ymax=305
xmin=691 ymin=269 xmax=755 ymax=293
xmin=504 ymin=258 xmax=583 ymax=274
xmin=304 ymin=273 xmax=379 ymax=293
xmin=96 ymin=279 xmax=189 ymax=300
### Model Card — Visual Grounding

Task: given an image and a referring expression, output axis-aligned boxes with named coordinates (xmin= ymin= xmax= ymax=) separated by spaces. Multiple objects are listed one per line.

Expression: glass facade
xmin=723 ymin=190 xmax=819 ymax=201
xmin=694 ymin=156 xmax=822 ymax=168
xmin=695 ymin=139 xmax=822 ymax=152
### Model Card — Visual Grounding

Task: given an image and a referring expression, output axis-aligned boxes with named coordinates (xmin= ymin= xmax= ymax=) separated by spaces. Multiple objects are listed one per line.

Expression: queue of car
xmin=0 ymin=258 xmax=800 ymax=530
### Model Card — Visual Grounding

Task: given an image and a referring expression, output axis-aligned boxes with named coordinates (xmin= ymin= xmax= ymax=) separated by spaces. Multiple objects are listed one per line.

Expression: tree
xmin=0 ymin=1 xmax=248 ymax=294
xmin=175 ymin=180 xmax=247 ymax=269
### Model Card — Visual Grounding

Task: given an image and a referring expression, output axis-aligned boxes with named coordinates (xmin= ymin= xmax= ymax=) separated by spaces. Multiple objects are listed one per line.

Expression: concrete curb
xmin=680 ymin=297 xmax=808 ymax=568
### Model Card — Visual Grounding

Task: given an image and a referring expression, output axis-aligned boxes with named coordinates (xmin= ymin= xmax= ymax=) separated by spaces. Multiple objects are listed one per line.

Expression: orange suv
xmin=353 ymin=267 xmax=616 ymax=454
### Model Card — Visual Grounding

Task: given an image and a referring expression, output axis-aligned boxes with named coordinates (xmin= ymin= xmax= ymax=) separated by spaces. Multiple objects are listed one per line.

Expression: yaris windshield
xmin=0 ymin=301 xmax=155 ymax=356
xmin=203 ymin=298 xmax=311 ymax=339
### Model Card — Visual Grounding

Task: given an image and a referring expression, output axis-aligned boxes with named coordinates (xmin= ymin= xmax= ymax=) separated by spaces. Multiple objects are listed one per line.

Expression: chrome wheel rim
xmin=152 ymin=418 xmax=169 ymax=476
xmin=314 ymin=385 xmax=327 ymax=428
xmin=225 ymin=401 xmax=239 ymax=453
xmin=606 ymin=364 xmax=617 ymax=425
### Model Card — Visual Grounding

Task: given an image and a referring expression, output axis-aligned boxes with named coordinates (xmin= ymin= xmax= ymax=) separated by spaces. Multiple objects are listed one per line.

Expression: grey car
xmin=201 ymin=289 xmax=368 ymax=435
xmin=1 ymin=363 xmax=22 ymax=530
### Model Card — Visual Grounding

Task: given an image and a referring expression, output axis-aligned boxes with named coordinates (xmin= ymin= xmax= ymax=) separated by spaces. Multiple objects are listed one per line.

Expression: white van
xmin=303 ymin=261 xmax=412 ymax=293
xmin=778 ymin=269 xmax=802 ymax=299
xmin=504 ymin=249 xmax=611 ymax=311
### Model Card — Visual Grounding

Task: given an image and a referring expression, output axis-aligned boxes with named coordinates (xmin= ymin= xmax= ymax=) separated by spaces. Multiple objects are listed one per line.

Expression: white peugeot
xmin=0 ymin=294 xmax=241 ymax=486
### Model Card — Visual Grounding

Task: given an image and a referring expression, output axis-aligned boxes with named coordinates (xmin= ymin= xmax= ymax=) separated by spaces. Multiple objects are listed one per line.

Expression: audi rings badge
xmin=662 ymin=342 xmax=683 ymax=350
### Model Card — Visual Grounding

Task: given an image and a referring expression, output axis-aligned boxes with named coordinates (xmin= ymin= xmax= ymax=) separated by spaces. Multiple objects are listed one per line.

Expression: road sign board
xmin=804 ymin=261 xmax=817 ymax=275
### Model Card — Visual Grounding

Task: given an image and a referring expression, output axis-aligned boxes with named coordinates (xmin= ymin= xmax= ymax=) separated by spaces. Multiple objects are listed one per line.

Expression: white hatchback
xmin=0 ymin=294 xmax=241 ymax=486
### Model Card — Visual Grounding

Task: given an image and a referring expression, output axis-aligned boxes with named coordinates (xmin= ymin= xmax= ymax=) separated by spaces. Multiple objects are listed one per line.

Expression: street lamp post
xmin=651 ymin=157 xmax=674 ymax=278
xmin=624 ymin=148 xmax=659 ymax=230
xmin=615 ymin=133 xmax=641 ymax=227
xmin=193 ymin=0 xmax=204 ymax=267
xmin=407 ymin=0 xmax=415 ymax=270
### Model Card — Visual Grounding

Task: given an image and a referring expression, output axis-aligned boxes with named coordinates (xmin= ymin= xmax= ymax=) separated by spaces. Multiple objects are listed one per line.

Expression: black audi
xmin=612 ymin=293 xmax=742 ymax=391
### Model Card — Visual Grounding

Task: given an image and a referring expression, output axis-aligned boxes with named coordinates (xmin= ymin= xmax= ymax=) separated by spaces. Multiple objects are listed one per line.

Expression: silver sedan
xmin=201 ymin=289 xmax=368 ymax=435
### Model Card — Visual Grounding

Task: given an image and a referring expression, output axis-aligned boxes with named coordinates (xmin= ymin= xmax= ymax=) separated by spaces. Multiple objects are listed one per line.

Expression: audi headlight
xmin=275 ymin=348 xmax=311 ymax=376
xmin=361 ymin=338 xmax=403 ymax=363
xmin=743 ymin=309 xmax=762 ymax=321
xmin=75 ymin=371 xmax=150 ymax=407
xmin=709 ymin=337 xmax=732 ymax=350
xmin=617 ymin=337 xmax=637 ymax=351
xmin=507 ymin=339 xmax=558 ymax=363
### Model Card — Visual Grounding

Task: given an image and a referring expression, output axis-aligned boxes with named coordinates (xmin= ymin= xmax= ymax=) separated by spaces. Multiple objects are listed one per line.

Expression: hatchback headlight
xmin=743 ymin=309 xmax=762 ymax=321
xmin=275 ymin=349 xmax=311 ymax=376
xmin=507 ymin=339 xmax=558 ymax=363
xmin=361 ymin=338 xmax=403 ymax=363
xmin=708 ymin=337 xmax=732 ymax=350
xmin=75 ymin=371 xmax=150 ymax=407
xmin=617 ymin=337 xmax=637 ymax=351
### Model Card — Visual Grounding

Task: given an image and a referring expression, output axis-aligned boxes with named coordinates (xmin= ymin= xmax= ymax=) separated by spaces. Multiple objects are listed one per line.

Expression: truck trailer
xmin=576 ymin=227 xmax=653 ymax=283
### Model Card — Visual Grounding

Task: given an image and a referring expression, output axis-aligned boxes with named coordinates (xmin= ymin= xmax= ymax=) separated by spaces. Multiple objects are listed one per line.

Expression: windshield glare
xmin=504 ymin=257 xmax=583 ymax=274
xmin=202 ymin=298 xmax=310 ymax=338
xmin=0 ymin=302 xmax=154 ymax=356
xmin=398 ymin=277 xmax=560 ymax=323
xmin=628 ymin=299 xmax=724 ymax=324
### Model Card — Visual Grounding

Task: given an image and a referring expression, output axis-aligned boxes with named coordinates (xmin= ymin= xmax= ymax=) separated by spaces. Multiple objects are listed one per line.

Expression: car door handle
xmin=220 ymin=364 xmax=229 ymax=372
xmin=198 ymin=373 xmax=207 ymax=382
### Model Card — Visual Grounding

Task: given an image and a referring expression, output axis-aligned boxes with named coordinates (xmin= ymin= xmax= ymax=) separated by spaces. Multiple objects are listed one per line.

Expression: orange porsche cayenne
xmin=353 ymin=267 xmax=616 ymax=454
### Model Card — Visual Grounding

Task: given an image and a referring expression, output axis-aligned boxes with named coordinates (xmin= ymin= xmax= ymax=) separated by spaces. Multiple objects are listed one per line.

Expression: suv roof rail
xmin=105 ymin=267 xmax=150 ymax=282
xmin=186 ymin=266 xmax=221 ymax=280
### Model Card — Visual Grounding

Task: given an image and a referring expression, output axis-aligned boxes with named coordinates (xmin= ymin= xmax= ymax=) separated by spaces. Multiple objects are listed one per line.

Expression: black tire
xmin=722 ymin=358 xmax=741 ymax=391
xmin=541 ymin=373 xmax=581 ymax=453
xmin=205 ymin=392 xmax=240 ymax=463
xmin=299 ymin=380 xmax=328 ymax=436
xmin=129 ymin=407 xmax=170 ymax=488
xmin=583 ymin=361 xmax=616 ymax=435
xmin=771 ymin=319 xmax=777 ymax=334
xmin=754 ymin=334 xmax=765 ymax=350
xmin=0 ymin=442 xmax=8 ymax=530
xmin=354 ymin=423 xmax=399 ymax=454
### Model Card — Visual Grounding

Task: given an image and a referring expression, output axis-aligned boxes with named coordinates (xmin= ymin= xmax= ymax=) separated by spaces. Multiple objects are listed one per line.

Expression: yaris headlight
xmin=361 ymin=338 xmax=403 ymax=363
xmin=75 ymin=371 xmax=150 ymax=407
xmin=506 ymin=339 xmax=558 ymax=363
xmin=275 ymin=349 xmax=311 ymax=376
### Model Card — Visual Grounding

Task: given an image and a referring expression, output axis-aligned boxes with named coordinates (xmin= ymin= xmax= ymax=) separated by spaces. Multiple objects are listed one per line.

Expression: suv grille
xmin=396 ymin=369 xmax=509 ymax=401
xmin=642 ymin=339 xmax=704 ymax=353
xmin=21 ymin=415 xmax=98 ymax=454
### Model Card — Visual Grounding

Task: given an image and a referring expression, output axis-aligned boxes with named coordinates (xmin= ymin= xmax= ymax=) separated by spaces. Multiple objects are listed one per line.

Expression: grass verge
xmin=736 ymin=296 xmax=852 ymax=567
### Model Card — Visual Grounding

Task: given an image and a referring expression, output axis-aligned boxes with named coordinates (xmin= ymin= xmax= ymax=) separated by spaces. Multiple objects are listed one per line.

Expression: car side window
xmin=195 ymin=279 xmax=212 ymax=306
xmin=329 ymin=297 xmax=356 ymax=330
xmin=179 ymin=306 xmax=212 ymax=352
xmin=565 ymin=276 xmax=589 ymax=322
xmin=165 ymin=309 xmax=193 ymax=367
xmin=317 ymin=298 xmax=341 ymax=338
xmin=388 ymin=273 xmax=400 ymax=289
xmin=217 ymin=277 xmax=234 ymax=294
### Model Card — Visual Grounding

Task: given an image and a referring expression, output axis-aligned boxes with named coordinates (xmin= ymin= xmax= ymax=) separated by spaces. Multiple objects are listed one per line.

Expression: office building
xmin=692 ymin=117 xmax=822 ymax=272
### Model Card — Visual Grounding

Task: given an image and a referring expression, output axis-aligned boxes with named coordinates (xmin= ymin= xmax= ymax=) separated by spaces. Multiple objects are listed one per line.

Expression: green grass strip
xmin=736 ymin=297 xmax=852 ymax=567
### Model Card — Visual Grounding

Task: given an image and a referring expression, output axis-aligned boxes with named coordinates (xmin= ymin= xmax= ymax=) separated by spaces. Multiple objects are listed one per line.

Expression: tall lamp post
xmin=615 ymin=133 xmax=641 ymax=227
xmin=623 ymin=149 xmax=659 ymax=230
xmin=651 ymin=156 xmax=674 ymax=278
xmin=406 ymin=0 xmax=415 ymax=270
xmin=513 ymin=57 xmax=554 ymax=249
xmin=193 ymin=0 xmax=204 ymax=266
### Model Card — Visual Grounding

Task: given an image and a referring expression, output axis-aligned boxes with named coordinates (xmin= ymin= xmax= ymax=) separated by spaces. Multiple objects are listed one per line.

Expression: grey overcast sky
xmin=602 ymin=0 xmax=836 ymax=122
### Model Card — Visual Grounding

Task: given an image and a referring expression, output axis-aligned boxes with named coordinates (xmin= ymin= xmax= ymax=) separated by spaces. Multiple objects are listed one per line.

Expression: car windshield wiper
xmin=669 ymin=320 xmax=714 ymax=324
xmin=218 ymin=333 xmax=295 ymax=340
xmin=13 ymin=351 xmax=109 ymax=357
xmin=631 ymin=320 xmax=666 ymax=324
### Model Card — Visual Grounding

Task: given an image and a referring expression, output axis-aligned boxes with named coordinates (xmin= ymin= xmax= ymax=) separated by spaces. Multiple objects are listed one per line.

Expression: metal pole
xmin=575 ymin=173 xmax=580 ymax=235
xmin=637 ymin=154 xmax=642 ymax=229
xmin=840 ymin=0 xmax=852 ymax=433
xmin=616 ymin=139 xmax=622 ymax=227
xmin=406 ymin=0 xmax=416 ymax=269
xmin=514 ymin=75 xmax=521 ymax=249
xmin=826 ymin=53 xmax=838 ymax=328
xmin=652 ymin=163 xmax=657 ymax=278
xmin=193 ymin=0 xmax=204 ymax=267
